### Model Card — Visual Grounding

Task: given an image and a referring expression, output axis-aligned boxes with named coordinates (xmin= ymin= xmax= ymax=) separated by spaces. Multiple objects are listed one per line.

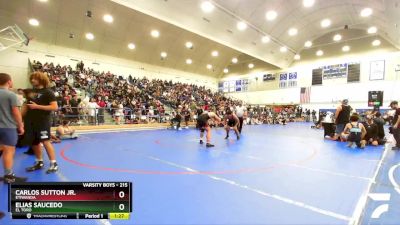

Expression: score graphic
xmin=368 ymin=91 xmax=383 ymax=107
xmin=9 ymin=182 xmax=132 ymax=220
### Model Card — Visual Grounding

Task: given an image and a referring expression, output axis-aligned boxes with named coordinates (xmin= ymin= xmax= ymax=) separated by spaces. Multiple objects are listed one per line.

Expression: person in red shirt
xmin=203 ymin=102 xmax=210 ymax=111
xmin=97 ymin=97 xmax=106 ymax=125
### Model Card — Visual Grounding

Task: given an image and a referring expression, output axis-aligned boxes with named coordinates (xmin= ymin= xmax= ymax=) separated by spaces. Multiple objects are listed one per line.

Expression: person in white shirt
xmin=235 ymin=103 xmax=247 ymax=134
xmin=114 ymin=102 xmax=124 ymax=125
xmin=87 ymin=98 xmax=99 ymax=125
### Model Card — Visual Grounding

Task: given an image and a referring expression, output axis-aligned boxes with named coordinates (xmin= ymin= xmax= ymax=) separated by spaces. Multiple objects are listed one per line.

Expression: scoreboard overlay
xmin=9 ymin=182 xmax=132 ymax=220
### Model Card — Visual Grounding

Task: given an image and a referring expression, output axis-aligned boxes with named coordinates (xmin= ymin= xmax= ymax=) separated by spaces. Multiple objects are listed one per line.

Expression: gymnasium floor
xmin=0 ymin=123 xmax=399 ymax=225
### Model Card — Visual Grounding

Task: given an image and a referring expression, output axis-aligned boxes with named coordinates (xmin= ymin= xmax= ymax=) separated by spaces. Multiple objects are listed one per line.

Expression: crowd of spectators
xmin=314 ymin=99 xmax=400 ymax=149
xmin=30 ymin=60 xmax=322 ymax=127
xmin=31 ymin=60 xmax=243 ymax=125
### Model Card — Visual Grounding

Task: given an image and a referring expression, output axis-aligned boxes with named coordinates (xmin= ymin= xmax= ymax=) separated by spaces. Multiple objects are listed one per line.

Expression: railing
xmin=51 ymin=106 xmax=176 ymax=127
xmin=50 ymin=105 xmax=315 ymax=127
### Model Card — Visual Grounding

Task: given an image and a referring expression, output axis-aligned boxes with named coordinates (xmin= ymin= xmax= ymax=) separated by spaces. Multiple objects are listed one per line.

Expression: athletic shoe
xmin=224 ymin=135 xmax=229 ymax=139
xmin=26 ymin=161 xmax=44 ymax=172
xmin=237 ymin=135 xmax=240 ymax=140
xmin=199 ymin=140 xmax=204 ymax=145
xmin=392 ymin=147 xmax=400 ymax=150
xmin=23 ymin=147 xmax=35 ymax=155
xmin=178 ymin=128 xmax=182 ymax=131
xmin=3 ymin=174 xmax=28 ymax=184
xmin=0 ymin=211 xmax=5 ymax=219
xmin=46 ymin=163 xmax=59 ymax=174
xmin=206 ymin=143 xmax=215 ymax=148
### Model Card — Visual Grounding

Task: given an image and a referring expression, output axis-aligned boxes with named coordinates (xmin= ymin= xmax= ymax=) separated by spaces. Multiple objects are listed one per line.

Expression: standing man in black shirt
xmin=70 ymin=94 xmax=79 ymax=123
xmin=334 ymin=99 xmax=352 ymax=141
xmin=390 ymin=101 xmax=400 ymax=150
xmin=23 ymin=72 xmax=59 ymax=173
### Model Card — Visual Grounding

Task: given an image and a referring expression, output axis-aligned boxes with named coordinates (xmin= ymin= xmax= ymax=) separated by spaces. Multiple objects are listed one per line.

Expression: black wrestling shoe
xmin=26 ymin=161 xmax=44 ymax=172
xmin=46 ymin=163 xmax=59 ymax=174
xmin=199 ymin=140 xmax=204 ymax=144
xmin=3 ymin=174 xmax=28 ymax=184
xmin=0 ymin=211 xmax=5 ymax=219
xmin=224 ymin=135 xmax=229 ymax=139
xmin=237 ymin=135 xmax=240 ymax=140
xmin=206 ymin=143 xmax=215 ymax=148
xmin=23 ymin=147 xmax=35 ymax=155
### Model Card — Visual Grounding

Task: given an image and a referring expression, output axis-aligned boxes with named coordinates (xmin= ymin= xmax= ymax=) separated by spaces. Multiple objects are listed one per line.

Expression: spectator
xmin=70 ymin=94 xmax=79 ymax=122
xmin=87 ymin=98 xmax=99 ymax=125
xmin=341 ymin=114 xmax=367 ymax=149
xmin=77 ymin=61 xmax=84 ymax=72
xmin=97 ymin=97 xmax=106 ymax=125
xmin=334 ymin=99 xmax=352 ymax=141
xmin=56 ymin=120 xmax=78 ymax=140
xmin=373 ymin=112 xmax=386 ymax=141
xmin=363 ymin=114 xmax=379 ymax=146
xmin=114 ymin=101 xmax=124 ymax=125
xmin=390 ymin=101 xmax=400 ymax=150
xmin=16 ymin=88 xmax=25 ymax=106
xmin=0 ymin=73 xmax=26 ymax=183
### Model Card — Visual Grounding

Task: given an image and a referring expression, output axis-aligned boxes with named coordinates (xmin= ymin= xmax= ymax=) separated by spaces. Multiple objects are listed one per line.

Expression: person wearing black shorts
xmin=197 ymin=112 xmax=221 ymax=147
xmin=170 ymin=110 xmax=182 ymax=130
xmin=342 ymin=114 xmax=367 ymax=149
xmin=23 ymin=72 xmax=59 ymax=173
xmin=224 ymin=110 xmax=240 ymax=140
xmin=390 ymin=101 xmax=400 ymax=150
xmin=0 ymin=73 xmax=27 ymax=183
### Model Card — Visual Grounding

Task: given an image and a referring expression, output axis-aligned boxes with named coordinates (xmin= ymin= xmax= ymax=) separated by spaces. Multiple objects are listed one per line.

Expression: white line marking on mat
xmin=388 ymin=163 xmax=400 ymax=195
xmin=147 ymin=156 xmax=351 ymax=221
xmin=281 ymin=163 xmax=373 ymax=181
xmin=348 ymin=143 xmax=390 ymax=225
xmin=215 ymin=148 xmax=372 ymax=181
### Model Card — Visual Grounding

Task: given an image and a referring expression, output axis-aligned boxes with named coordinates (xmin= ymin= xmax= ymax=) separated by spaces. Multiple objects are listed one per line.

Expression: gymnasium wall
xmin=0 ymin=48 xmax=31 ymax=89
xmin=0 ymin=41 xmax=218 ymax=90
xmin=224 ymin=50 xmax=400 ymax=110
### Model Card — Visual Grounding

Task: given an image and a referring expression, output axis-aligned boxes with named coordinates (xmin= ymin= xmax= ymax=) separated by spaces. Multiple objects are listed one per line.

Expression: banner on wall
xmin=279 ymin=73 xmax=287 ymax=88
xmin=322 ymin=64 xmax=348 ymax=79
xmin=242 ymin=79 xmax=249 ymax=92
xmin=219 ymin=79 xmax=250 ymax=93
xmin=263 ymin=74 xmax=276 ymax=81
xmin=288 ymin=72 xmax=297 ymax=87
xmin=235 ymin=80 xmax=242 ymax=92
xmin=223 ymin=81 xmax=229 ymax=92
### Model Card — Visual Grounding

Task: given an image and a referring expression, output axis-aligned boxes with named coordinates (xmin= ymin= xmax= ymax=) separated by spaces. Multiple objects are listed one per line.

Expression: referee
xmin=23 ymin=72 xmax=59 ymax=173
xmin=235 ymin=103 xmax=247 ymax=134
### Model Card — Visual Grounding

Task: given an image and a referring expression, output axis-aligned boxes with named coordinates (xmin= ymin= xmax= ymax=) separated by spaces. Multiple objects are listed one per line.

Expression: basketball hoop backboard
xmin=0 ymin=24 xmax=29 ymax=52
